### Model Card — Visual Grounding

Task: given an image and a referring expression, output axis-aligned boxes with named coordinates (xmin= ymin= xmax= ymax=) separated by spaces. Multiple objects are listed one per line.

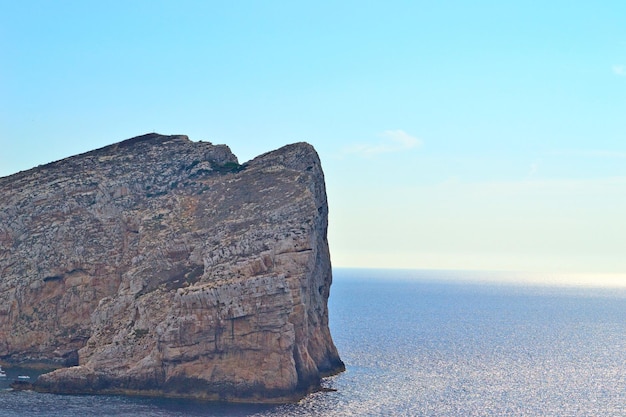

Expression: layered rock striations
xmin=0 ymin=133 xmax=344 ymax=401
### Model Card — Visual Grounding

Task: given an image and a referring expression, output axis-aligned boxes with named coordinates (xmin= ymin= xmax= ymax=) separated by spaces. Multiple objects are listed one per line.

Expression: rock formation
xmin=0 ymin=133 xmax=344 ymax=402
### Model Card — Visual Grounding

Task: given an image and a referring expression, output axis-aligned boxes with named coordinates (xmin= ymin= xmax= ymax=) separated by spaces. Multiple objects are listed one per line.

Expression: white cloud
xmin=549 ymin=149 xmax=626 ymax=159
xmin=612 ymin=64 xmax=626 ymax=76
xmin=343 ymin=129 xmax=422 ymax=157
xmin=588 ymin=150 xmax=626 ymax=158
xmin=527 ymin=161 xmax=539 ymax=178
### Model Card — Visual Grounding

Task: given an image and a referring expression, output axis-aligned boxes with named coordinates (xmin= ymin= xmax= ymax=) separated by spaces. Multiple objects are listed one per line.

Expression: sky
xmin=1 ymin=1 xmax=626 ymax=280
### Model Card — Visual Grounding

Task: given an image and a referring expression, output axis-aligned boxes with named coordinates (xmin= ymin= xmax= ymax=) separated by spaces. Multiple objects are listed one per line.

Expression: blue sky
xmin=1 ymin=1 xmax=625 ymax=278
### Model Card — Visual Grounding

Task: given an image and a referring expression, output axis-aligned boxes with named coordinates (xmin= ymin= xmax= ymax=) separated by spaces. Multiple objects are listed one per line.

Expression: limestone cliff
xmin=0 ymin=133 xmax=344 ymax=402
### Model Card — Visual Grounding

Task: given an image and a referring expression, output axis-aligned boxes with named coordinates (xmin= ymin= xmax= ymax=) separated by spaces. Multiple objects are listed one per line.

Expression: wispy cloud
xmin=612 ymin=64 xmax=626 ymax=76
xmin=527 ymin=161 xmax=539 ymax=178
xmin=549 ymin=149 xmax=626 ymax=159
xmin=344 ymin=130 xmax=422 ymax=157
xmin=587 ymin=150 xmax=626 ymax=158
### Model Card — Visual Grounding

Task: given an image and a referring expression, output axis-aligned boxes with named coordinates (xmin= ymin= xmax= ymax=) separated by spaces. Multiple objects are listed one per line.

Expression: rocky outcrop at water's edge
xmin=0 ymin=133 xmax=344 ymax=402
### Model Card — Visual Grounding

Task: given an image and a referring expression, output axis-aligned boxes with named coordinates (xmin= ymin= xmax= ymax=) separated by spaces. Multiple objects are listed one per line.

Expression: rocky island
xmin=0 ymin=133 xmax=344 ymax=402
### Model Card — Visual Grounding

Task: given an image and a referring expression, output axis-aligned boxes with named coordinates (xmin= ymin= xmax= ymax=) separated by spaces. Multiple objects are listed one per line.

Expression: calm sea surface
xmin=2 ymin=269 xmax=626 ymax=416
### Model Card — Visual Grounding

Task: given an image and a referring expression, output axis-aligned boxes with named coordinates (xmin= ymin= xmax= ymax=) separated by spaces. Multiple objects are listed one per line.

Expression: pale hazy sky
xmin=1 ymin=1 xmax=625 ymax=277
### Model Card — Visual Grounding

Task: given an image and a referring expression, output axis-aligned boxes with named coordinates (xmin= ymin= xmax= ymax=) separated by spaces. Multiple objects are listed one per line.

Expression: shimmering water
xmin=2 ymin=269 xmax=626 ymax=416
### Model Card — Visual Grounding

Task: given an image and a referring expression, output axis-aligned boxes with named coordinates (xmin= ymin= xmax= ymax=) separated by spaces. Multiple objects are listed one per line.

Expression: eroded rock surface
xmin=0 ymin=133 xmax=344 ymax=401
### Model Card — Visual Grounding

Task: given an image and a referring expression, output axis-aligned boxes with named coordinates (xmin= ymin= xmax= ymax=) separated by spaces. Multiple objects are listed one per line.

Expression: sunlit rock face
xmin=0 ymin=133 xmax=344 ymax=402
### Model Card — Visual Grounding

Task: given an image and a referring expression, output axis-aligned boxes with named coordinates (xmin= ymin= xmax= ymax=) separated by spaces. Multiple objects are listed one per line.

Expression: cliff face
xmin=0 ymin=133 xmax=344 ymax=401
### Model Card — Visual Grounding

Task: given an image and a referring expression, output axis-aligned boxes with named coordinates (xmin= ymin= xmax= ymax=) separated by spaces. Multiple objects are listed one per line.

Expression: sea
xmin=2 ymin=268 xmax=626 ymax=416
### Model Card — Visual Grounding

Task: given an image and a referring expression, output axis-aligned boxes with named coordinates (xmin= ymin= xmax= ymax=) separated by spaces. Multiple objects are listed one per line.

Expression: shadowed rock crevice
xmin=0 ymin=133 xmax=344 ymax=402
